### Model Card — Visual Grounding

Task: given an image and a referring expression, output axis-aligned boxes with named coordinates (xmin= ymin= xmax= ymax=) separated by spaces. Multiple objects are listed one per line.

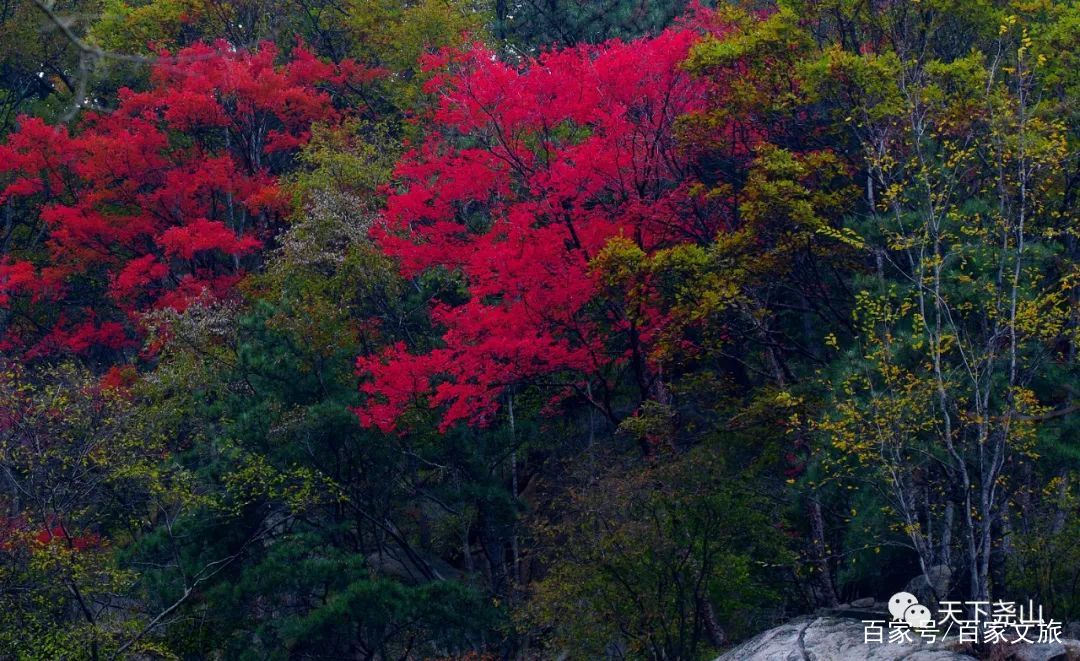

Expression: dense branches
xmin=0 ymin=0 xmax=1077 ymax=658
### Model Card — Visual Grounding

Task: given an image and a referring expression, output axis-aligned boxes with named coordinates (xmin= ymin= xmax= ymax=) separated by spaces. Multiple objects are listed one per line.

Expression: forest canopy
xmin=0 ymin=0 xmax=1077 ymax=659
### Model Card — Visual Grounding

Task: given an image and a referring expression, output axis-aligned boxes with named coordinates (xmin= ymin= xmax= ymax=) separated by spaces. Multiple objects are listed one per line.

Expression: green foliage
xmin=345 ymin=0 xmax=489 ymax=60
xmin=805 ymin=0 xmax=1078 ymax=602
xmin=107 ymin=115 xmax=521 ymax=656
xmin=92 ymin=0 xmax=203 ymax=52
xmin=0 ymin=362 xmax=189 ymax=658
xmin=524 ymin=445 xmax=791 ymax=659
xmin=1007 ymin=473 xmax=1080 ymax=622
xmin=0 ymin=1 xmax=93 ymax=131
xmin=501 ymin=0 xmax=691 ymax=48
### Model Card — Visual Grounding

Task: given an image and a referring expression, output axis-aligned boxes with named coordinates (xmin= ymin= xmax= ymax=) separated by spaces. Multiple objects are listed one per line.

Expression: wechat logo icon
xmin=889 ymin=591 xmax=932 ymax=628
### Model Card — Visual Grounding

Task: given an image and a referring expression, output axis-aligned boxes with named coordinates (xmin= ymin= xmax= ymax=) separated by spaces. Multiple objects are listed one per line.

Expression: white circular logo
xmin=888 ymin=591 xmax=919 ymax=620
xmin=903 ymin=603 xmax=933 ymax=628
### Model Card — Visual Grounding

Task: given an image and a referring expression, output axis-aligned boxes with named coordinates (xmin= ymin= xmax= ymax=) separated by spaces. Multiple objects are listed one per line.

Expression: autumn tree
xmin=803 ymin=0 xmax=1079 ymax=603
xmin=0 ymin=41 xmax=376 ymax=359
xmin=354 ymin=24 xmax=743 ymax=436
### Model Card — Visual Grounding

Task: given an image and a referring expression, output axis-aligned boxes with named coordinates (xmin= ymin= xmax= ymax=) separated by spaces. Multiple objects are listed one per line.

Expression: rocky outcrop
xmin=714 ymin=616 xmax=1080 ymax=661
xmin=715 ymin=616 xmax=970 ymax=660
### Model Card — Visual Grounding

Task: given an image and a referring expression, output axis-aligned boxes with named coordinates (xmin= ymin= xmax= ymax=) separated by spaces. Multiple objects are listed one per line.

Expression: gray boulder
xmin=714 ymin=616 xmax=971 ymax=660
xmin=1066 ymin=622 xmax=1080 ymax=639
xmin=715 ymin=617 xmax=1080 ymax=661
xmin=905 ymin=565 xmax=953 ymax=607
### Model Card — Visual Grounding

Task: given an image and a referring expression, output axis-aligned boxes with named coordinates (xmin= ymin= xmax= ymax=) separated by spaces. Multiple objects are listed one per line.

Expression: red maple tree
xmin=0 ymin=42 xmax=378 ymax=358
xmin=355 ymin=21 xmax=756 ymax=434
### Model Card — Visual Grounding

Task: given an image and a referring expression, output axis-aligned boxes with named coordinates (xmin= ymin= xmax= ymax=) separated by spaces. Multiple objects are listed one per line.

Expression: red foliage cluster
xmin=0 ymin=42 xmax=377 ymax=357
xmin=0 ymin=516 xmax=102 ymax=553
xmin=356 ymin=24 xmax=750 ymax=433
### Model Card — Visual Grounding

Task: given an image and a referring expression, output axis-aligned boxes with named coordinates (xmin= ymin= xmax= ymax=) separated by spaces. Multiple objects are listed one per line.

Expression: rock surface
xmin=712 ymin=617 xmax=1080 ymax=661
xmin=1009 ymin=641 xmax=1068 ymax=661
xmin=715 ymin=617 xmax=1080 ymax=660
xmin=715 ymin=617 xmax=971 ymax=660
